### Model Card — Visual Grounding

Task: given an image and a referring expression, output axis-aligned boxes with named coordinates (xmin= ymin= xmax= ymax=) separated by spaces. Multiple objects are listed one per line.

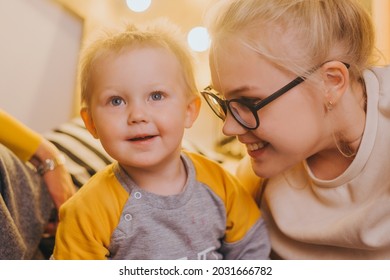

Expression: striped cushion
xmin=44 ymin=118 xmax=113 ymax=188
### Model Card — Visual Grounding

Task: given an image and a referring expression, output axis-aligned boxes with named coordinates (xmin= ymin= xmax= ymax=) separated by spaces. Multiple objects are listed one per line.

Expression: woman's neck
xmin=306 ymin=150 xmax=354 ymax=180
xmin=307 ymin=79 xmax=366 ymax=180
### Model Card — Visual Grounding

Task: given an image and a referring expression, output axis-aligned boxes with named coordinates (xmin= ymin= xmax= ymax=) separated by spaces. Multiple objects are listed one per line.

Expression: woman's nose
xmin=222 ymin=113 xmax=247 ymax=136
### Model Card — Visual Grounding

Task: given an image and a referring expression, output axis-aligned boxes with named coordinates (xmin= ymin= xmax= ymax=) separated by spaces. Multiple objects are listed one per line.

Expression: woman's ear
xmin=321 ymin=61 xmax=350 ymax=107
xmin=184 ymin=96 xmax=201 ymax=128
xmin=80 ymin=107 xmax=99 ymax=139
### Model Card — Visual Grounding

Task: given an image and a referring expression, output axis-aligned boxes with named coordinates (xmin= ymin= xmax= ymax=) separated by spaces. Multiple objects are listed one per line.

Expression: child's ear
xmin=321 ymin=61 xmax=349 ymax=107
xmin=80 ymin=107 xmax=99 ymax=139
xmin=184 ymin=96 xmax=201 ymax=128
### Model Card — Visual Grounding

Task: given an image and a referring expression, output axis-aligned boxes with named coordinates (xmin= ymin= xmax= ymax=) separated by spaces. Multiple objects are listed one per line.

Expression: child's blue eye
xmin=110 ymin=97 xmax=125 ymax=106
xmin=151 ymin=92 xmax=163 ymax=101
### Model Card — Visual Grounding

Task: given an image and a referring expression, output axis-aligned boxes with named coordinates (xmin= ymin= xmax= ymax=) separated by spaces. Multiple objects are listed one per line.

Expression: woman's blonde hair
xmin=206 ymin=0 xmax=378 ymax=80
xmin=79 ymin=19 xmax=198 ymax=106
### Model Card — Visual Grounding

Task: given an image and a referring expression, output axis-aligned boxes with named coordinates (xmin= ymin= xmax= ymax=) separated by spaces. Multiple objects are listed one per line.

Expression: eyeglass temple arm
xmin=254 ymin=62 xmax=350 ymax=109
xmin=254 ymin=76 xmax=305 ymax=109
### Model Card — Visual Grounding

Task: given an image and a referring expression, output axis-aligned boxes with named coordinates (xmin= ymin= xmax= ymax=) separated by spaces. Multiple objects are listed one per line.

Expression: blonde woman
xmin=202 ymin=0 xmax=390 ymax=259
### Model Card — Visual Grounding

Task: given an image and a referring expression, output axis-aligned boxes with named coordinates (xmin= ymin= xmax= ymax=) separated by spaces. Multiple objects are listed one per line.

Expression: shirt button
xmin=124 ymin=213 xmax=133 ymax=221
xmin=134 ymin=191 xmax=142 ymax=199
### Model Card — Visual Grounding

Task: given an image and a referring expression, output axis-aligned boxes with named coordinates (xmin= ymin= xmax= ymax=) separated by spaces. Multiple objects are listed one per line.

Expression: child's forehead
xmin=97 ymin=43 xmax=177 ymax=63
xmin=90 ymin=45 xmax=186 ymax=83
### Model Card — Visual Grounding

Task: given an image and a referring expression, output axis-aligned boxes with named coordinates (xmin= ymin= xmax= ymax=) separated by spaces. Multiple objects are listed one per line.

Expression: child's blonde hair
xmin=206 ymin=0 xmax=378 ymax=80
xmin=79 ymin=19 xmax=198 ymax=106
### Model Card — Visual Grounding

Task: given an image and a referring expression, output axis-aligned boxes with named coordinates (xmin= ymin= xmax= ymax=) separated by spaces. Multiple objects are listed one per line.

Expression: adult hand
xmin=41 ymin=163 xmax=76 ymax=210
xmin=32 ymin=139 xmax=76 ymax=210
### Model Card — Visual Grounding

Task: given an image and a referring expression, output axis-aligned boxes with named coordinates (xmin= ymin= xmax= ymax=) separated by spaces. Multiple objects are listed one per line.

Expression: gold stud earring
xmin=326 ymin=101 xmax=334 ymax=111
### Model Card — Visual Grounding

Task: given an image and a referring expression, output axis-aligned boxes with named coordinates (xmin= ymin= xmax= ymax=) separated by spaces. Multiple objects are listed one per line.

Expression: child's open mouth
xmin=129 ymin=135 xmax=156 ymax=141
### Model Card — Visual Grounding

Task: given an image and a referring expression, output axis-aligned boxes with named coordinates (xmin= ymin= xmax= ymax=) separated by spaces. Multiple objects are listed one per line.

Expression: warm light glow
xmin=126 ymin=0 xmax=152 ymax=12
xmin=187 ymin=26 xmax=210 ymax=52
xmin=372 ymin=0 xmax=390 ymax=63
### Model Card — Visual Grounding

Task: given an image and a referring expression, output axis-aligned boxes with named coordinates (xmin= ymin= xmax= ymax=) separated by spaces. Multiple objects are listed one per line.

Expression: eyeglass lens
xmin=204 ymin=93 xmax=226 ymax=119
xmin=229 ymin=101 xmax=257 ymax=128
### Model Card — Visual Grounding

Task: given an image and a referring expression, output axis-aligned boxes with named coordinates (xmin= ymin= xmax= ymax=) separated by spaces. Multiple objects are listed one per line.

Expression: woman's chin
xmin=250 ymin=160 xmax=284 ymax=179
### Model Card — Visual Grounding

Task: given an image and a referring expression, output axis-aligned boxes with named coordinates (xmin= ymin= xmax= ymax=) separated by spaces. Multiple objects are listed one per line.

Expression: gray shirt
xmin=109 ymin=154 xmax=270 ymax=259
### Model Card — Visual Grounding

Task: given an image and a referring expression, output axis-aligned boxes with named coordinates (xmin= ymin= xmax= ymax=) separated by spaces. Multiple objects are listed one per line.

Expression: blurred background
xmin=0 ymin=0 xmax=387 ymax=156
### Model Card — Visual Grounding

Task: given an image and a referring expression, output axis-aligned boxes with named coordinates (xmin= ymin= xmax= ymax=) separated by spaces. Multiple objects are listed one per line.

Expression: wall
xmin=0 ymin=0 xmax=82 ymax=133
xmin=372 ymin=0 xmax=390 ymax=63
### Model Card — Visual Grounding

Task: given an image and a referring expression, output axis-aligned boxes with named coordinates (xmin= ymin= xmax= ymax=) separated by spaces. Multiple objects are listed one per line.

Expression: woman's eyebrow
xmin=225 ymin=85 xmax=257 ymax=99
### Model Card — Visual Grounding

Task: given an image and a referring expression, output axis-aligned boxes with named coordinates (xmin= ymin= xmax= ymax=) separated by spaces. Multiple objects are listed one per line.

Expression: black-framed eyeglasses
xmin=201 ymin=62 xmax=350 ymax=130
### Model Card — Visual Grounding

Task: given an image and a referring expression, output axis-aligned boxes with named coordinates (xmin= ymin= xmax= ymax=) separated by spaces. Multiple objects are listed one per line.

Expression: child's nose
xmin=127 ymin=103 xmax=149 ymax=124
